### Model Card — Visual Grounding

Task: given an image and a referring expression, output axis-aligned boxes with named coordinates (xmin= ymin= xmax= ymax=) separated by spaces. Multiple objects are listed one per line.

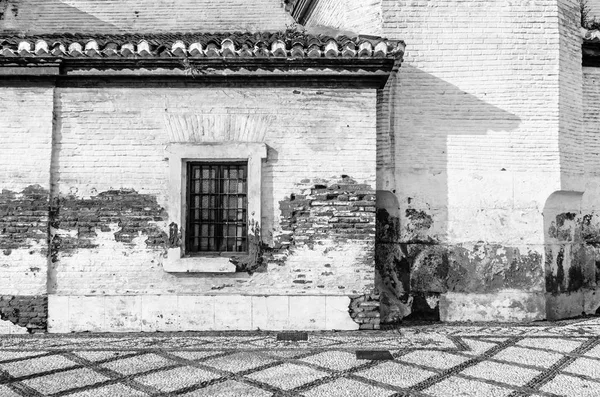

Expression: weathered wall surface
xmin=304 ymin=0 xmax=383 ymax=36
xmin=580 ymin=66 xmax=600 ymax=315
xmin=587 ymin=0 xmax=600 ymax=19
xmin=0 ymin=0 xmax=294 ymax=34
xmin=373 ymin=0 xmax=590 ymax=321
xmin=50 ymin=86 xmax=376 ymax=294
xmin=0 ymin=83 xmax=53 ymax=332
xmin=42 ymin=85 xmax=377 ymax=331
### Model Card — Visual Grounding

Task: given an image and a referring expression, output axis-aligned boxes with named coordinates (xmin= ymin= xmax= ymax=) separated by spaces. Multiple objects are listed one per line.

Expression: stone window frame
xmin=164 ymin=142 xmax=267 ymax=273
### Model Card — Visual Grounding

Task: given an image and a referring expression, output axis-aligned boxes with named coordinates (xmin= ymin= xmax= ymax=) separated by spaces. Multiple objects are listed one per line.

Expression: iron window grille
xmin=186 ymin=161 xmax=248 ymax=254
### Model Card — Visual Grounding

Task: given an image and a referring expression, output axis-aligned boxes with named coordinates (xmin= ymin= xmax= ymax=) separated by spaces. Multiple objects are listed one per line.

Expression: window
xmin=186 ymin=162 xmax=248 ymax=254
xmin=164 ymin=142 xmax=267 ymax=273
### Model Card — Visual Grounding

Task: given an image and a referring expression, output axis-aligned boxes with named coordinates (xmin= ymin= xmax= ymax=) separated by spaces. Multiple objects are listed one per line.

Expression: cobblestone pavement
xmin=1 ymin=317 xmax=599 ymax=396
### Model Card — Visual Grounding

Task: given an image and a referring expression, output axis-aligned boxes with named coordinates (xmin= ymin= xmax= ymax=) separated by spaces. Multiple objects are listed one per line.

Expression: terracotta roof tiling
xmin=0 ymin=32 xmax=405 ymax=59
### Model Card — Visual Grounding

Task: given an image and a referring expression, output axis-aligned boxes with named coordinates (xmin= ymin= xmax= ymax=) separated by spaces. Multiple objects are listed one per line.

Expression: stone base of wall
xmin=439 ymin=291 xmax=546 ymax=322
xmin=47 ymin=294 xmax=360 ymax=333
xmin=546 ymin=289 xmax=600 ymax=320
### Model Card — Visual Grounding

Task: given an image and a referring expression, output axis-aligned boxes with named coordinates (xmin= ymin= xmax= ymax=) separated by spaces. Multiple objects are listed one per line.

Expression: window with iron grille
xmin=186 ymin=162 xmax=248 ymax=254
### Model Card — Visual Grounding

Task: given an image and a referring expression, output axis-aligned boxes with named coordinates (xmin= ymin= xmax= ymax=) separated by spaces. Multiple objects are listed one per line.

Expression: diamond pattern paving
xmin=541 ymin=374 xmax=600 ymax=397
xmin=0 ymin=354 xmax=77 ymax=377
xmin=246 ymin=363 xmax=328 ymax=390
xmin=100 ymin=353 xmax=174 ymax=375
xmin=179 ymin=380 xmax=272 ymax=397
xmin=460 ymin=361 xmax=541 ymax=386
xmin=135 ymin=366 xmax=221 ymax=392
xmin=399 ymin=350 xmax=469 ymax=370
xmin=302 ymin=377 xmax=393 ymax=397
xmin=492 ymin=346 xmax=563 ymax=368
xmin=355 ymin=362 xmax=436 ymax=388
xmin=563 ymin=357 xmax=600 ymax=379
xmin=0 ymin=319 xmax=599 ymax=397
xmin=300 ymin=351 xmax=364 ymax=371
xmin=425 ymin=376 xmax=513 ymax=397
xmin=61 ymin=383 xmax=148 ymax=397
xmin=22 ymin=368 xmax=109 ymax=395
xmin=203 ymin=352 xmax=275 ymax=373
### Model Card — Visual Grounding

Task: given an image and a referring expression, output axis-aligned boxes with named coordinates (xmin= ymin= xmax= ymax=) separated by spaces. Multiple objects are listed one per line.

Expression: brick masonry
xmin=0 ymin=0 xmax=294 ymax=34
xmin=3 ymin=1 xmax=600 ymax=331
xmin=304 ymin=0 xmax=600 ymax=322
xmin=0 ymin=295 xmax=47 ymax=332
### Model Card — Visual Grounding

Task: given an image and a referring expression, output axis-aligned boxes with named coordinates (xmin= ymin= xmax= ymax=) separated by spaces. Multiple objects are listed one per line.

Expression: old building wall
xmin=0 ymin=83 xmax=53 ymax=332
xmin=45 ymin=85 xmax=377 ymax=332
xmin=0 ymin=0 xmax=294 ymax=34
xmin=375 ymin=0 xmax=588 ymax=322
xmin=586 ymin=0 xmax=600 ymax=19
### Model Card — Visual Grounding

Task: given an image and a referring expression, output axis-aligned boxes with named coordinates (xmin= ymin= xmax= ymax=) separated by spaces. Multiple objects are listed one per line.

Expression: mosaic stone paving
xmin=0 ymin=317 xmax=599 ymax=396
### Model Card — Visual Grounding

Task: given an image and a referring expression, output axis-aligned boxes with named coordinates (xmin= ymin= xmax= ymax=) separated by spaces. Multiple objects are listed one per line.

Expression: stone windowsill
xmin=164 ymin=249 xmax=237 ymax=273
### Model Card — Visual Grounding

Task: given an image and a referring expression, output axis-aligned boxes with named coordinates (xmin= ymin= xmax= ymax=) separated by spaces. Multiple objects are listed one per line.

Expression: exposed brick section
xmin=53 ymin=189 xmax=168 ymax=251
xmin=277 ymin=177 xmax=376 ymax=249
xmin=51 ymin=87 xmax=376 ymax=297
xmin=0 ymin=295 xmax=47 ymax=332
xmin=0 ymin=185 xmax=48 ymax=251
xmin=349 ymin=293 xmax=380 ymax=330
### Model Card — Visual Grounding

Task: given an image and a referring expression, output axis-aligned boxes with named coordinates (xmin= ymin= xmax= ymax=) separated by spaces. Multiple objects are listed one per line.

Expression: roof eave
xmin=0 ymin=56 xmax=403 ymax=88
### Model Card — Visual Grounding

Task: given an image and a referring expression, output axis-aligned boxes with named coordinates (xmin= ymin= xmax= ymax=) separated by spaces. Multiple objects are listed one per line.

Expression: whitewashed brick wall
xmin=379 ymin=0 xmax=581 ymax=248
xmin=0 ymin=0 xmax=294 ymax=33
xmin=0 ymin=84 xmax=53 ymax=296
xmin=52 ymin=86 xmax=376 ymax=297
xmin=305 ymin=0 xmax=383 ymax=36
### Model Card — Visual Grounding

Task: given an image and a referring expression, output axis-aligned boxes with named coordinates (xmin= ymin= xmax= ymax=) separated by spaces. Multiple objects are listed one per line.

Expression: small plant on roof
xmin=581 ymin=0 xmax=600 ymax=29
xmin=181 ymin=57 xmax=203 ymax=78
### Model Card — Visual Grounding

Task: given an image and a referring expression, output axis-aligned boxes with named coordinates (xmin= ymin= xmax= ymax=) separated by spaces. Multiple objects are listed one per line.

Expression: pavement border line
xmin=155 ymin=348 xmax=316 ymax=397
xmin=411 ymin=336 xmax=524 ymax=392
xmin=52 ymin=351 xmax=170 ymax=397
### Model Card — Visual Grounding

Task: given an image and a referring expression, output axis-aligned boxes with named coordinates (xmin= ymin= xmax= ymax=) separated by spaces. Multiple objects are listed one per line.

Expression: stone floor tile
xmin=300 ymin=351 xmax=364 ymax=371
xmin=563 ymin=357 xmax=600 ymax=379
xmin=0 ymin=354 xmax=77 ymax=377
xmin=100 ymin=353 xmax=175 ymax=375
xmin=169 ymin=351 xmax=225 ymax=361
xmin=583 ymin=344 xmax=600 ymax=358
xmin=425 ymin=376 xmax=513 ymax=397
xmin=460 ymin=338 xmax=498 ymax=356
xmin=264 ymin=349 xmax=312 ymax=359
xmin=63 ymin=383 xmax=148 ymax=397
xmin=0 ymin=385 xmax=21 ymax=397
xmin=0 ymin=351 xmax=47 ymax=362
xmin=516 ymin=338 xmax=583 ymax=353
xmin=460 ymin=361 xmax=540 ymax=386
xmin=355 ymin=362 xmax=436 ymax=388
xmin=180 ymin=380 xmax=272 ymax=397
xmin=136 ymin=366 xmax=221 ymax=392
xmin=399 ymin=350 xmax=469 ymax=370
xmin=492 ymin=346 xmax=563 ymax=368
xmin=302 ymin=377 xmax=394 ymax=397
xmin=22 ymin=368 xmax=109 ymax=395
xmin=246 ymin=363 xmax=327 ymax=390
xmin=73 ymin=351 xmax=129 ymax=362
xmin=203 ymin=352 xmax=275 ymax=373
xmin=541 ymin=374 xmax=600 ymax=397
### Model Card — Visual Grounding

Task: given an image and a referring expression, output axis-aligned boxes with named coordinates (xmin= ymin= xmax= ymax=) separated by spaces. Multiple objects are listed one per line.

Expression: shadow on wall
xmin=0 ymin=0 xmax=124 ymax=33
xmin=376 ymin=65 xmax=522 ymax=323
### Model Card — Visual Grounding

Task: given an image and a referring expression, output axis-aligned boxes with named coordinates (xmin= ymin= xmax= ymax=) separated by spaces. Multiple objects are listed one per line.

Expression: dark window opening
xmin=186 ymin=161 xmax=248 ymax=254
